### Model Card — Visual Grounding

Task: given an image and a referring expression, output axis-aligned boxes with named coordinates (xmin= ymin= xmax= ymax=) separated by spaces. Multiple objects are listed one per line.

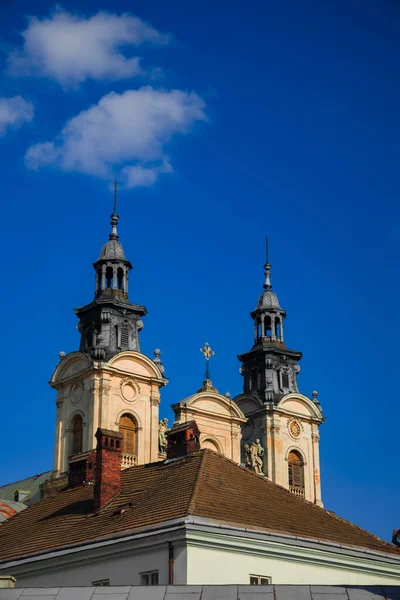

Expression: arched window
xmin=117 ymin=267 xmax=124 ymax=290
xmin=264 ymin=316 xmax=272 ymax=337
xmin=105 ymin=267 xmax=113 ymax=289
xmin=119 ymin=414 xmax=137 ymax=456
xmin=71 ymin=414 xmax=83 ymax=456
xmin=288 ymin=450 xmax=304 ymax=495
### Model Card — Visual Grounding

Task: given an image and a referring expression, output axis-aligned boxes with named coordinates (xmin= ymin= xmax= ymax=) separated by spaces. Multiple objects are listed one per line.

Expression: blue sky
xmin=0 ymin=0 xmax=399 ymax=543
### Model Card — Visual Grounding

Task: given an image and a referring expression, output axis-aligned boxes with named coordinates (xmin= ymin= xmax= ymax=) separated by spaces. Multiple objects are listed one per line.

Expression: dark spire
xmin=263 ymin=236 xmax=272 ymax=291
xmin=109 ymin=179 xmax=119 ymax=241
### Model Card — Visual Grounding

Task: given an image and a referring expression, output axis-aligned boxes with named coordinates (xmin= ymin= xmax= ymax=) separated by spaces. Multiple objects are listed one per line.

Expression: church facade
xmin=49 ymin=204 xmax=323 ymax=506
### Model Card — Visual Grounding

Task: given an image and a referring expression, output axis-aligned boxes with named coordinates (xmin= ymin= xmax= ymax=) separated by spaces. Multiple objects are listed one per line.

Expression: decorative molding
xmin=70 ymin=382 xmax=83 ymax=405
xmin=311 ymin=433 xmax=320 ymax=442
xmin=120 ymin=378 xmax=138 ymax=403
xmin=100 ymin=383 xmax=111 ymax=396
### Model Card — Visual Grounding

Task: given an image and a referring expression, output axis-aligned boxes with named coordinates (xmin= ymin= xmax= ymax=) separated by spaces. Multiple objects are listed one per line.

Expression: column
xmin=260 ymin=314 xmax=265 ymax=338
xmin=311 ymin=426 xmax=323 ymax=507
xmin=271 ymin=316 xmax=276 ymax=341
xmin=125 ymin=269 xmax=129 ymax=295
xmin=280 ymin=318 xmax=284 ymax=342
xmin=254 ymin=320 xmax=258 ymax=344
xmin=101 ymin=265 xmax=106 ymax=289
xmin=112 ymin=266 xmax=118 ymax=289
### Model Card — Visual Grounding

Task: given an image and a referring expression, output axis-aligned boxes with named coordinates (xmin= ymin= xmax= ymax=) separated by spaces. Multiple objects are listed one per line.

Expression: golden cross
xmin=200 ymin=342 xmax=215 ymax=361
xmin=200 ymin=342 xmax=215 ymax=381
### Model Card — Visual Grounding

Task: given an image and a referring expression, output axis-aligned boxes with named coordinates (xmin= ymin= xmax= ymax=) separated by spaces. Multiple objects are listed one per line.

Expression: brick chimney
xmin=167 ymin=420 xmax=201 ymax=459
xmin=94 ymin=428 xmax=123 ymax=512
xmin=68 ymin=450 xmax=96 ymax=487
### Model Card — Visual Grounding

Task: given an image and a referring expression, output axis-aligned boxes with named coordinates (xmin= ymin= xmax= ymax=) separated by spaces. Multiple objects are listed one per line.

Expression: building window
xmin=71 ymin=414 xmax=83 ymax=455
xmin=282 ymin=371 xmax=289 ymax=389
xmin=288 ymin=450 xmax=305 ymax=497
xmin=105 ymin=267 xmax=113 ymax=289
xmin=250 ymin=575 xmax=271 ymax=585
xmin=140 ymin=571 xmax=159 ymax=586
xmin=119 ymin=413 xmax=137 ymax=456
xmin=120 ymin=326 xmax=129 ymax=348
xmin=92 ymin=579 xmax=110 ymax=586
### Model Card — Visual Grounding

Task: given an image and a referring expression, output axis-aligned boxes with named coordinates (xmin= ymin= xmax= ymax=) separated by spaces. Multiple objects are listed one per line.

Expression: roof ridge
xmin=187 ymin=451 xmax=209 ymax=515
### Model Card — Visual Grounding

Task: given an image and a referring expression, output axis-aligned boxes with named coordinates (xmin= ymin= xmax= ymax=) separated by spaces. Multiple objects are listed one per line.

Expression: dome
xmin=98 ymin=239 xmax=126 ymax=261
xmin=256 ymin=290 xmax=281 ymax=310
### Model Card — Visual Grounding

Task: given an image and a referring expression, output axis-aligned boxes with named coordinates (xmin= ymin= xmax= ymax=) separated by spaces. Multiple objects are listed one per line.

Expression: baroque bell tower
xmin=233 ymin=239 xmax=324 ymax=506
xmin=50 ymin=183 xmax=167 ymax=477
xmin=75 ymin=182 xmax=146 ymax=359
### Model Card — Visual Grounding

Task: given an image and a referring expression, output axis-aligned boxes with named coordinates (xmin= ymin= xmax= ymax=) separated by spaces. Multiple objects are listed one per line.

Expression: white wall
xmin=9 ymin=543 xmax=187 ymax=588
xmin=186 ymin=545 xmax=400 ymax=586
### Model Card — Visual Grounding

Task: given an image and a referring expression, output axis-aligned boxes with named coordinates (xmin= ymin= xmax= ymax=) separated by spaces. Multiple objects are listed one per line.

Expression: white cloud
xmin=8 ymin=8 xmax=169 ymax=86
xmin=0 ymin=96 xmax=34 ymax=136
xmin=25 ymin=87 xmax=207 ymax=187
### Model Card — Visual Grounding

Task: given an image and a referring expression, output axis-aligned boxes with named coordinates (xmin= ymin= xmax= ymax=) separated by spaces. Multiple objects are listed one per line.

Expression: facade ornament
xmin=58 ymin=351 xmax=66 ymax=361
xmin=197 ymin=378 xmax=218 ymax=393
xmin=312 ymin=390 xmax=320 ymax=405
xmin=100 ymin=382 xmax=110 ymax=396
xmin=158 ymin=418 xmax=169 ymax=454
xmin=153 ymin=348 xmax=165 ymax=375
xmin=151 ymin=396 xmax=160 ymax=406
xmin=244 ymin=439 xmax=264 ymax=475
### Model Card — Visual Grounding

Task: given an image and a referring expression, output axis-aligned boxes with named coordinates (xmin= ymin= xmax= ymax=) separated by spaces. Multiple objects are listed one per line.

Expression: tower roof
xmin=97 ymin=238 xmax=127 ymax=261
xmin=252 ymin=238 xmax=285 ymax=315
xmin=94 ymin=180 xmax=131 ymax=266
xmin=256 ymin=289 xmax=282 ymax=310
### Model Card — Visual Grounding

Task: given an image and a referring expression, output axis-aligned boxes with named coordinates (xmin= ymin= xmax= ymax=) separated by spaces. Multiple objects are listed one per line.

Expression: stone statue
xmin=244 ymin=444 xmax=251 ymax=468
xmin=158 ymin=418 xmax=169 ymax=454
xmin=245 ymin=439 xmax=264 ymax=475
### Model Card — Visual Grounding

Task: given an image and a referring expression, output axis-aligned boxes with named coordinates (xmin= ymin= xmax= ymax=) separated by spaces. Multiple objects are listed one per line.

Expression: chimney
xmin=68 ymin=450 xmax=96 ymax=487
xmin=94 ymin=428 xmax=123 ymax=512
xmin=167 ymin=421 xmax=201 ymax=459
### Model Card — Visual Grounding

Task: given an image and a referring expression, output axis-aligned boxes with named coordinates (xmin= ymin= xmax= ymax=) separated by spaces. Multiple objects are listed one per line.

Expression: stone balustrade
xmin=121 ymin=453 xmax=137 ymax=469
xmin=289 ymin=485 xmax=305 ymax=498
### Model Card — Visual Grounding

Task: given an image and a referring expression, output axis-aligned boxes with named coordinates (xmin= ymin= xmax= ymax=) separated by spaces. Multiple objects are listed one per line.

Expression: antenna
xmin=113 ymin=179 xmax=117 ymax=214
xmin=265 ymin=236 xmax=269 ymax=265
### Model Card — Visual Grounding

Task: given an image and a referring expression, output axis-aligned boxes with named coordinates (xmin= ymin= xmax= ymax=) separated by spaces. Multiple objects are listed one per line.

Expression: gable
xmin=51 ymin=353 xmax=91 ymax=384
xmin=278 ymin=393 xmax=321 ymax=419
xmin=184 ymin=392 xmax=246 ymax=421
xmin=109 ymin=351 xmax=163 ymax=380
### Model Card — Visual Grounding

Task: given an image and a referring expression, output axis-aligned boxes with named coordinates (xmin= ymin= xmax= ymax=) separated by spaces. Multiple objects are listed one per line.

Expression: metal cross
xmin=200 ymin=342 xmax=215 ymax=380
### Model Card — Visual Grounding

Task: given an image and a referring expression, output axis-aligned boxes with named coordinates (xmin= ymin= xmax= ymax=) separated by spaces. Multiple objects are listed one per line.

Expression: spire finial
xmin=263 ymin=236 xmax=271 ymax=290
xmin=109 ymin=179 xmax=119 ymax=241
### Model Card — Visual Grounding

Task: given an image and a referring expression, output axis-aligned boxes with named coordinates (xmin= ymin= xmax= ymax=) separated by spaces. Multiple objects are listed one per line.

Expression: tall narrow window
xmin=119 ymin=414 xmax=137 ymax=456
xmin=121 ymin=324 xmax=129 ymax=348
xmin=71 ymin=414 xmax=83 ymax=455
xmin=117 ymin=267 xmax=124 ymax=290
xmin=282 ymin=370 xmax=289 ymax=389
xmin=264 ymin=316 xmax=272 ymax=337
xmin=105 ymin=267 xmax=113 ymax=289
xmin=288 ymin=450 xmax=304 ymax=496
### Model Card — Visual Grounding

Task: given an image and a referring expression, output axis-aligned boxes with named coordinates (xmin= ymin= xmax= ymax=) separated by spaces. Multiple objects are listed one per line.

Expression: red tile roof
xmin=0 ymin=450 xmax=397 ymax=562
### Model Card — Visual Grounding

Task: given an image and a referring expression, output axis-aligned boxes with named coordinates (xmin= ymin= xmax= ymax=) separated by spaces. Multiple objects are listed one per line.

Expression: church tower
xmin=50 ymin=186 xmax=167 ymax=477
xmin=233 ymin=240 xmax=324 ymax=506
